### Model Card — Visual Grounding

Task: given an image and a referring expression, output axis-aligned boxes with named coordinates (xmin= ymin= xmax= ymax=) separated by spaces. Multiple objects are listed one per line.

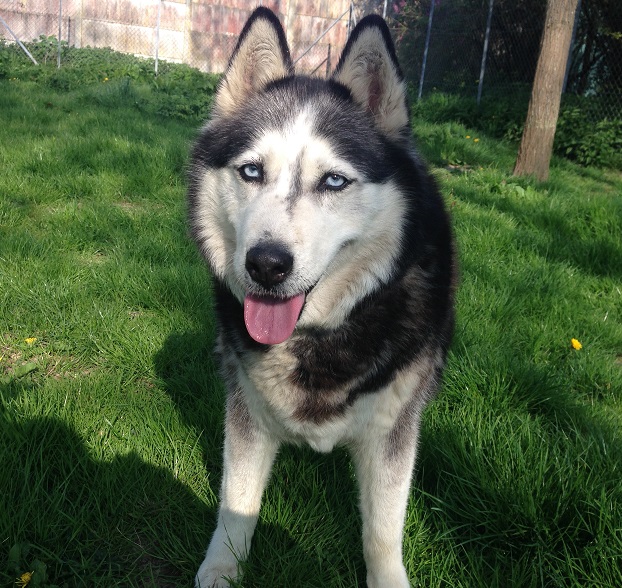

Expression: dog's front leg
xmin=351 ymin=411 xmax=421 ymax=588
xmin=196 ymin=391 xmax=279 ymax=588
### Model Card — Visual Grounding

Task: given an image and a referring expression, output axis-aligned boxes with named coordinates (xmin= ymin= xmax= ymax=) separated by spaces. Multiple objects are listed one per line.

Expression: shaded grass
xmin=1 ymin=55 xmax=621 ymax=588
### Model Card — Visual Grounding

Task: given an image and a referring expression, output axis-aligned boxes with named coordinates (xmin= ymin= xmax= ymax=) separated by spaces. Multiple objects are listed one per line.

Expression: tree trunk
xmin=514 ymin=0 xmax=580 ymax=181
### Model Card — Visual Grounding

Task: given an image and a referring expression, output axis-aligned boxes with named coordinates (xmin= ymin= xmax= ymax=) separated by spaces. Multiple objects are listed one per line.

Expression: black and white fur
xmin=188 ymin=8 xmax=456 ymax=587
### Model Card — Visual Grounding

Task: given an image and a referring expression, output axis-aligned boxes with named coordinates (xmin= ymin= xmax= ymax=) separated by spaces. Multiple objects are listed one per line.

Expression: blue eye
xmin=320 ymin=173 xmax=350 ymax=191
xmin=239 ymin=163 xmax=263 ymax=182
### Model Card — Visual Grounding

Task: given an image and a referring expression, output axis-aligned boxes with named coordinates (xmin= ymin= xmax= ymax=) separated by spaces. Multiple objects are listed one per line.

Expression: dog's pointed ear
xmin=332 ymin=16 xmax=409 ymax=140
xmin=212 ymin=7 xmax=292 ymax=118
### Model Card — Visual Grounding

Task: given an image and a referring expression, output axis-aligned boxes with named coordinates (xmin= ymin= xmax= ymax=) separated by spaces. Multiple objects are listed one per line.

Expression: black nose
xmin=245 ymin=243 xmax=294 ymax=289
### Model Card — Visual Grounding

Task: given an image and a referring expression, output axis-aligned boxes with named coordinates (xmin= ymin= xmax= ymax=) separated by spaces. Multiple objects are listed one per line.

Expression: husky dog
xmin=188 ymin=7 xmax=455 ymax=587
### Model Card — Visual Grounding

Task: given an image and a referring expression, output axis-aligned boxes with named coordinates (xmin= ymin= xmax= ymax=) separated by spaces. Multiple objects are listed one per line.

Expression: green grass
xmin=1 ymin=47 xmax=621 ymax=588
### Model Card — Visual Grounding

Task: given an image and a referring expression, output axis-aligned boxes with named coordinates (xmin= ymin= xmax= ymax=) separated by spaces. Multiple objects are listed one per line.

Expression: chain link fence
xmin=2 ymin=0 xmax=620 ymax=122
xmin=391 ymin=0 xmax=621 ymax=121
xmin=0 ymin=0 xmax=352 ymax=76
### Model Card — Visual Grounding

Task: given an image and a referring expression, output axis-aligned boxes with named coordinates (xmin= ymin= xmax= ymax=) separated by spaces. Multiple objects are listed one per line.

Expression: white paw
xmin=195 ymin=558 xmax=238 ymax=588
xmin=367 ymin=561 xmax=410 ymax=588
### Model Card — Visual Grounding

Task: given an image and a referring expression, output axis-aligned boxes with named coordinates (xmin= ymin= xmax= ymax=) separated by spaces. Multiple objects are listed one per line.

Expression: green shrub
xmin=411 ymin=88 xmax=530 ymax=140
xmin=554 ymin=107 xmax=622 ymax=168
xmin=0 ymin=37 xmax=221 ymax=122
xmin=412 ymin=89 xmax=621 ymax=169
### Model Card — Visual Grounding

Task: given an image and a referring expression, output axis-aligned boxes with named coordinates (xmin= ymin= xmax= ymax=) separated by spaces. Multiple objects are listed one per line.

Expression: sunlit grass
xmin=1 ymin=53 xmax=621 ymax=587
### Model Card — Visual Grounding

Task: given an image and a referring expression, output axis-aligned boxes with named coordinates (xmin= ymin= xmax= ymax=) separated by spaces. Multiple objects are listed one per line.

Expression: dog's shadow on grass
xmin=1 ymin=413 xmax=213 ymax=587
xmin=154 ymin=329 xmax=366 ymax=586
xmin=154 ymin=328 xmax=226 ymax=476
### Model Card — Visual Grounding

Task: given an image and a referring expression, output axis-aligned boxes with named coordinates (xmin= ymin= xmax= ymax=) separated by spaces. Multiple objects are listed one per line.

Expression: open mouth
xmin=244 ymin=292 xmax=306 ymax=345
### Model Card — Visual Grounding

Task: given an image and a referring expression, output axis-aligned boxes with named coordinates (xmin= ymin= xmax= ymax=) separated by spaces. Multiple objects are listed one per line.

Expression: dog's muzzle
xmin=245 ymin=242 xmax=293 ymax=290
xmin=242 ymin=242 xmax=305 ymax=345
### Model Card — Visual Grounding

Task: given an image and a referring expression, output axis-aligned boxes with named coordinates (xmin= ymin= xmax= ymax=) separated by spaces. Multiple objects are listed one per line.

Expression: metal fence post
xmin=58 ymin=0 xmax=62 ymax=68
xmin=563 ymin=0 xmax=581 ymax=94
xmin=0 ymin=14 xmax=38 ymax=65
xmin=293 ymin=6 xmax=351 ymax=67
xmin=347 ymin=3 xmax=353 ymax=37
xmin=477 ymin=0 xmax=494 ymax=105
xmin=418 ymin=0 xmax=435 ymax=101
xmin=154 ymin=0 xmax=162 ymax=75
xmin=325 ymin=44 xmax=331 ymax=78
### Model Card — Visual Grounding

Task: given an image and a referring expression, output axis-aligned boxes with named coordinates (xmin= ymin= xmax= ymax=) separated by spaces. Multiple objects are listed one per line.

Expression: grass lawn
xmin=1 ymin=47 xmax=621 ymax=587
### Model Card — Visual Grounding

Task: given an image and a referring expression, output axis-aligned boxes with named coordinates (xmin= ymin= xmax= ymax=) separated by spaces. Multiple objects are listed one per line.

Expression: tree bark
xmin=514 ymin=0 xmax=580 ymax=181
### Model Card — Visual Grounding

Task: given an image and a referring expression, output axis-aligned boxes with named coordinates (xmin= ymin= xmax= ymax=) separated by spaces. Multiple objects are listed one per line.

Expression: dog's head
xmin=189 ymin=7 xmax=412 ymax=344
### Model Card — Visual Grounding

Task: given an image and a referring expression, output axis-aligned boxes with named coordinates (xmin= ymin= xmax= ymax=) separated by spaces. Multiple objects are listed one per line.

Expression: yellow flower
xmin=571 ymin=338 xmax=582 ymax=350
xmin=474 ymin=138 xmax=480 ymax=143
xmin=103 ymin=77 xmax=109 ymax=82
xmin=15 ymin=571 xmax=34 ymax=588
xmin=465 ymin=135 xmax=471 ymax=139
xmin=24 ymin=337 xmax=37 ymax=346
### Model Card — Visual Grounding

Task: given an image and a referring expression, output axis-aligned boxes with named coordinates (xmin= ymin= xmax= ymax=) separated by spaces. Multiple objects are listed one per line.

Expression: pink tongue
xmin=244 ymin=293 xmax=305 ymax=345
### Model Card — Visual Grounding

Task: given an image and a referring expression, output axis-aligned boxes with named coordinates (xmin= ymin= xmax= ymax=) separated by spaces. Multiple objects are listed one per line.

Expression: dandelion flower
xmin=474 ymin=138 xmax=480 ymax=143
xmin=103 ymin=77 xmax=109 ymax=82
xmin=465 ymin=135 xmax=471 ymax=139
xmin=571 ymin=338 xmax=582 ymax=350
xmin=15 ymin=571 xmax=34 ymax=588
xmin=24 ymin=337 xmax=37 ymax=346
